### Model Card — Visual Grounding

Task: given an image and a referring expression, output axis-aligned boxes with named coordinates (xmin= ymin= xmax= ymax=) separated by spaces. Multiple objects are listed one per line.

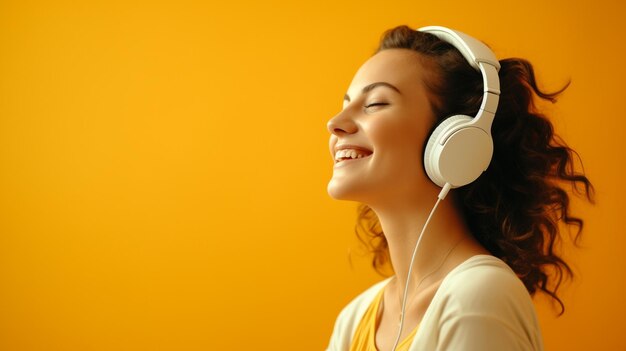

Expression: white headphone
xmin=418 ymin=26 xmax=501 ymax=189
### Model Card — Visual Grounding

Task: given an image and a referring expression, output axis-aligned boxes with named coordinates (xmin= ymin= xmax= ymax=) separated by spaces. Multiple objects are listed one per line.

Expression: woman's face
xmin=326 ymin=49 xmax=437 ymax=206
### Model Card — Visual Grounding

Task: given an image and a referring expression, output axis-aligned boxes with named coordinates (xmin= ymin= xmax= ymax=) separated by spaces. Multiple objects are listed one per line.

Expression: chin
xmin=327 ymin=181 xmax=354 ymax=201
xmin=327 ymin=180 xmax=370 ymax=203
xmin=327 ymin=182 xmax=346 ymax=200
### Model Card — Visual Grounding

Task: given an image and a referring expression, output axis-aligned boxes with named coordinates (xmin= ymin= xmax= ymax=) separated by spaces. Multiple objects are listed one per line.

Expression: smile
xmin=334 ymin=153 xmax=373 ymax=167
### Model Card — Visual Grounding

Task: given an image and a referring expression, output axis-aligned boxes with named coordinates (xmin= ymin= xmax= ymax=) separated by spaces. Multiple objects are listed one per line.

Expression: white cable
xmin=390 ymin=182 xmax=451 ymax=351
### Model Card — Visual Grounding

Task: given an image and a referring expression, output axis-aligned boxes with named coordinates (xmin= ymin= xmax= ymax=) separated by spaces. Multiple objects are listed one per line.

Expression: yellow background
xmin=1 ymin=0 xmax=624 ymax=350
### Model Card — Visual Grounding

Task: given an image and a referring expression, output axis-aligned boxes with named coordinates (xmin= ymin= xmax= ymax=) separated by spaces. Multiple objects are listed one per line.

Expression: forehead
xmin=347 ymin=49 xmax=427 ymax=96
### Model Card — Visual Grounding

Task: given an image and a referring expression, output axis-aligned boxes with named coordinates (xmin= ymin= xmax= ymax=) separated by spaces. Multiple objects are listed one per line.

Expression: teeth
xmin=334 ymin=148 xmax=371 ymax=162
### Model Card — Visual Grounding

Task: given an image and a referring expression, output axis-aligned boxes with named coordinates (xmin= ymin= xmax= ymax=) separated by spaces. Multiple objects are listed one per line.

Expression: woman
xmin=325 ymin=25 xmax=593 ymax=351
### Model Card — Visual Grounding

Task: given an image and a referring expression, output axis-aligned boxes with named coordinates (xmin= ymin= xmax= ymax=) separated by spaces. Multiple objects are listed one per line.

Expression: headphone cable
xmin=391 ymin=182 xmax=451 ymax=351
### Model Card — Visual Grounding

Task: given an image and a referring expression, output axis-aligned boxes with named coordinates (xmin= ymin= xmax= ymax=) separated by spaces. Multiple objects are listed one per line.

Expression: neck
xmin=369 ymin=192 xmax=474 ymax=294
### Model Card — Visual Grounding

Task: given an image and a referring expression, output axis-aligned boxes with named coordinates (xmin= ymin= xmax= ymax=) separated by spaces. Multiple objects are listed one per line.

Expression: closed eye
xmin=365 ymin=102 xmax=389 ymax=108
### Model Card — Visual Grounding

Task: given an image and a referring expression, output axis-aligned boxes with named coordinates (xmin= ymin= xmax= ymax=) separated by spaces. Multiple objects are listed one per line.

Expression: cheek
xmin=367 ymin=115 xmax=425 ymax=158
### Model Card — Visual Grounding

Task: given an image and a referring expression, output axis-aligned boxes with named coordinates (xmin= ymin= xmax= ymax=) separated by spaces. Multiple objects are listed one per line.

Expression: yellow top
xmin=349 ymin=285 xmax=418 ymax=351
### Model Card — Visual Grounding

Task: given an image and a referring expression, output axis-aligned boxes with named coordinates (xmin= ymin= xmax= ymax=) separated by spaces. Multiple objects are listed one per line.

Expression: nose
xmin=326 ymin=108 xmax=358 ymax=136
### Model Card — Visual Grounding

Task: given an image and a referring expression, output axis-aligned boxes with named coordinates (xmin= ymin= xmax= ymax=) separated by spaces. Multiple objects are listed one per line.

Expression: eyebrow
xmin=343 ymin=82 xmax=402 ymax=102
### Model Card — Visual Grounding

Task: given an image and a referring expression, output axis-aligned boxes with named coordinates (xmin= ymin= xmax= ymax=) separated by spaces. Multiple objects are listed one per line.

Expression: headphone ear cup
xmin=424 ymin=115 xmax=493 ymax=188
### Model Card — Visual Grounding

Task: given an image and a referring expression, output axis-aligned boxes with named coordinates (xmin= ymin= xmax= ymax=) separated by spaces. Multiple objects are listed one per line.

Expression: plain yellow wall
xmin=1 ymin=0 xmax=624 ymax=350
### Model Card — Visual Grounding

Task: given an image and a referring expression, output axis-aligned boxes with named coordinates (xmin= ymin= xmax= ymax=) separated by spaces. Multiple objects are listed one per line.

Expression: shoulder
xmin=418 ymin=255 xmax=543 ymax=351
xmin=440 ymin=255 xmax=533 ymax=313
xmin=326 ymin=278 xmax=391 ymax=351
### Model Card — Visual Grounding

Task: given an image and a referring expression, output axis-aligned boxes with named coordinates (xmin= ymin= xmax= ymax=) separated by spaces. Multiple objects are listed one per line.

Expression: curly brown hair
xmin=354 ymin=25 xmax=594 ymax=314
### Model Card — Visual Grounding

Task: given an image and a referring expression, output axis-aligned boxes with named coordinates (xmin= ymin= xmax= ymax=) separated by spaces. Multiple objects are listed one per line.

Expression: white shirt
xmin=326 ymin=255 xmax=543 ymax=351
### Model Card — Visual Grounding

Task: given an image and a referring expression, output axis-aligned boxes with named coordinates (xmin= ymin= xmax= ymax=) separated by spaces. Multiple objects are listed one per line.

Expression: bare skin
xmin=327 ymin=49 xmax=490 ymax=351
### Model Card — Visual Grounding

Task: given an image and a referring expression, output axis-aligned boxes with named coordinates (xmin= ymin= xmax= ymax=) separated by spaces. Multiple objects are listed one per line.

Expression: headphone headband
xmin=418 ymin=26 xmax=500 ymax=70
xmin=417 ymin=26 xmax=501 ymax=135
